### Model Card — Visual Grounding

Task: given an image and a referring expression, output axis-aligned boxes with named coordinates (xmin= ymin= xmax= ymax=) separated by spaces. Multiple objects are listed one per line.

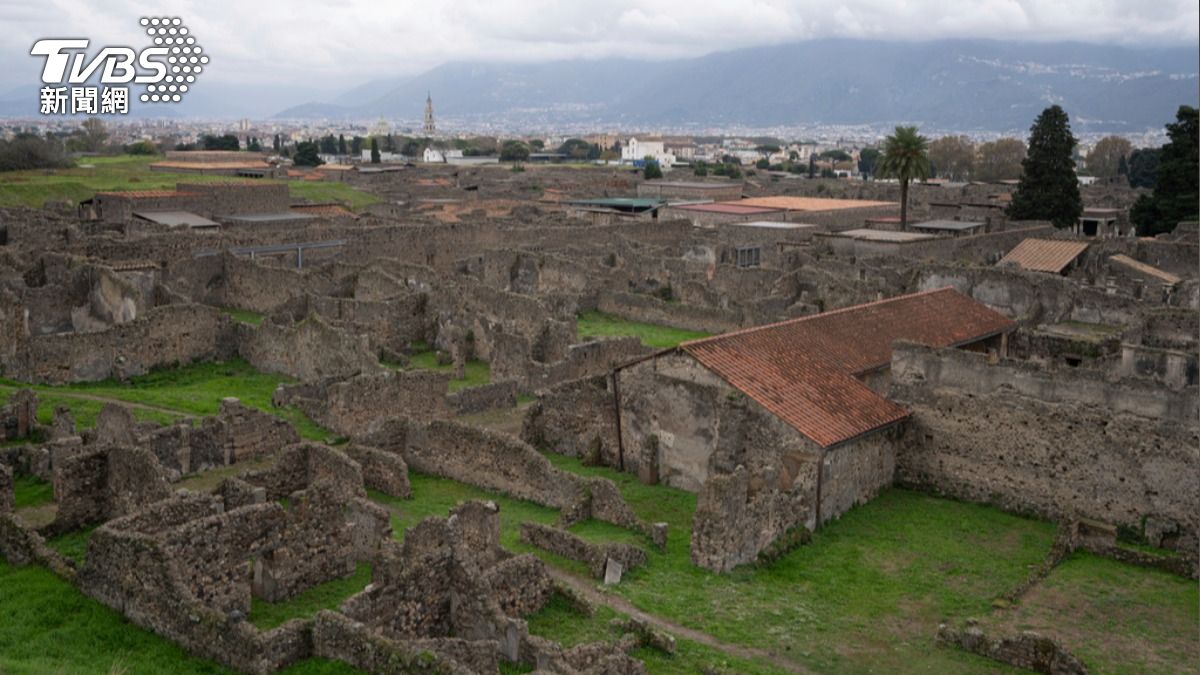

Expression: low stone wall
xmin=311 ymin=611 xmax=479 ymax=674
xmin=891 ymin=342 xmax=1199 ymax=552
xmin=596 ymin=290 xmax=744 ymax=333
xmin=359 ymin=417 xmax=664 ymax=546
xmin=519 ymin=522 xmax=647 ymax=581
xmin=936 ymin=623 xmax=1087 ymax=675
xmin=447 ymin=380 xmax=518 ymax=415
xmin=0 ymin=463 xmax=12 ymax=513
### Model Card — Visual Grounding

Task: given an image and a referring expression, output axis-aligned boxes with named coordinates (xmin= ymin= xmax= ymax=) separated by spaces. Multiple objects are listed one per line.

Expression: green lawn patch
xmin=11 ymin=473 xmax=54 ymax=510
xmin=397 ymin=349 xmax=491 ymax=393
xmin=541 ymin=451 xmax=1054 ymax=673
xmin=576 ymin=311 xmax=710 ymax=349
xmin=45 ymin=526 xmax=98 ymax=565
xmin=0 ymin=154 xmax=380 ymax=211
xmin=222 ymin=307 xmax=265 ymax=326
xmin=250 ymin=563 xmax=372 ymax=630
xmin=981 ymin=551 xmax=1199 ymax=674
xmin=2 ymin=359 xmax=330 ymax=441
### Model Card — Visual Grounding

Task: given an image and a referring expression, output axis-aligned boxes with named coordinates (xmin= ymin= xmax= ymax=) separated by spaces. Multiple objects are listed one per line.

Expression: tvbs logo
xmin=31 ymin=17 xmax=208 ymax=114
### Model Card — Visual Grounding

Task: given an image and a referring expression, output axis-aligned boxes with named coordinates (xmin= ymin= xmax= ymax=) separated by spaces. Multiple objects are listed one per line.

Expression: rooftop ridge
xmin=680 ymin=287 xmax=957 ymax=349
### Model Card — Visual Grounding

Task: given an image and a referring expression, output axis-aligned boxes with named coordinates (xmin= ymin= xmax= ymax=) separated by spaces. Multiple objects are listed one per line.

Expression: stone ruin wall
xmin=274 ymin=370 xmax=452 ymax=437
xmin=237 ymin=314 xmax=382 ymax=382
xmin=2 ymin=303 xmax=236 ymax=385
xmin=890 ymin=342 xmax=1199 ymax=551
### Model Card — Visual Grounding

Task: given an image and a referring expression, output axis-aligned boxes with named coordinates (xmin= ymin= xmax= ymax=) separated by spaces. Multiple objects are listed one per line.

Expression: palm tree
xmin=877 ymin=126 xmax=931 ymax=230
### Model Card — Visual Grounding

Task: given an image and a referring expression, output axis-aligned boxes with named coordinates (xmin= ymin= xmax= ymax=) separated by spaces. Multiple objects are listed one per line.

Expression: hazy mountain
xmin=276 ymin=38 xmax=1199 ymax=132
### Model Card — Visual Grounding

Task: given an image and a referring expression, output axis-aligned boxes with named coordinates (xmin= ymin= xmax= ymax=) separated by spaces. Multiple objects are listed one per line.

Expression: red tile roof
xmin=680 ymin=288 xmax=1015 ymax=448
xmin=672 ymin=203 xmax=782 ymax=215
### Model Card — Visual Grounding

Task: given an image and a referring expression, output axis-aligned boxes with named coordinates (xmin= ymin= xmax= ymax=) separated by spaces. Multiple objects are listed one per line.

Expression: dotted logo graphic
xmin=138 ymin=17 xmax=207 ymax=103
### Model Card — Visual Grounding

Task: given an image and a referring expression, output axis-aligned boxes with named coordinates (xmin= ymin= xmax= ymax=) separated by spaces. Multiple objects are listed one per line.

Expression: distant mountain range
xmin=275 ymin=39 xmax=1199 ymax=133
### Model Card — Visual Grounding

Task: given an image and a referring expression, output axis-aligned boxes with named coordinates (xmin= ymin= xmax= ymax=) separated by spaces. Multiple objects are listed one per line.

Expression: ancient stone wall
xmin=238 ymin=314 xmax=382 ymax=382
xmin=274 ymin=370 xmax=450 ymax=436
xmin=50 ymin=444 xmax=173 ymax=534
xmin=522 ymin=375 xmax=620 ymax=466
xmin=5 ymin=304 xmax=235 ymax=384
xmin=519 ymin=522 xmax=646 ymax=581
xmin=891 ymin=342 xmax=1199 ymax=551
xmin=446 ymin=380 xmax=518 ymax=415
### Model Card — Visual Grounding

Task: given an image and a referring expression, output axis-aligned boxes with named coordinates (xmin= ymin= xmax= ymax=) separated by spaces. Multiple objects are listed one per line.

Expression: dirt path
xmin=545 ymin=567 xmax=814 ymax=674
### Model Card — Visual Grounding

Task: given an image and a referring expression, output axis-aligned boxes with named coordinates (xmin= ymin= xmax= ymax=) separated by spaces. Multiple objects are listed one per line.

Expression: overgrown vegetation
xmin=0 ymin=562 xmax=359 ymax=675
xmin=1 ymin=359 xmax=330 ymax=441
xmin=575 ymin=311 xmax=710 ymax=349
xmin=0 ymin=154 xmax=379 ymax=210
xmin=12 ymin=473 xmax=53 ymax=509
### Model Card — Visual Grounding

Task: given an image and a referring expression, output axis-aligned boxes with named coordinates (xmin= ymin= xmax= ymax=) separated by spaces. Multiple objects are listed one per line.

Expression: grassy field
xmin=576 ymin=311 xmax=710 ymax=349
xmin=223 ymin=307 xmax=266 ymax=326
xmin=0 ymin=562 xmax=359 ymax=675
xmin=981 ymin=552 xmax=1199 ymax=674
xmin=1 ymin=359 xmax=330 ymax=441
xmin=389 ymin=348 xmax=492 ymax=393
xmin=0 ymin=154 xmax=380 ymax=210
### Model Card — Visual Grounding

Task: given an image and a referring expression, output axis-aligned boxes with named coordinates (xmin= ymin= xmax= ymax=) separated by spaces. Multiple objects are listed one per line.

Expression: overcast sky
xmin=3 ymin=0 xmax=1197 ymax=94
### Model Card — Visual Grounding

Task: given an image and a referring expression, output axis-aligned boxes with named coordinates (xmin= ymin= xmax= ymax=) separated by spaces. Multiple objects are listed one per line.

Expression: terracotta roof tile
xmin=680 ymin=288 xmax=1015 ymax=447
xmin=997 ymin=238 xmax=1089 ymax=273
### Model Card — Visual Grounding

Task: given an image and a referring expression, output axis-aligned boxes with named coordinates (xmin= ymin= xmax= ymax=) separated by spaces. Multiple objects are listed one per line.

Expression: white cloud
xmin=4 ymin=0 xmax=1197 ymax=91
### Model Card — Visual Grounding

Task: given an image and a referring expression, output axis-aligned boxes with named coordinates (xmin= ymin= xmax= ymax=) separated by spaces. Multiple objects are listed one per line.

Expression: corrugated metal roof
xmin=94 ymin=190 xmax=194 ymax=199
xmin=680 ymin=288 xmax=1015 ymax=448
xmin=735 ymin=196 xmax=896 ymax=211
xmin=1109 ymin=254 xmax=1181 ymax=285
xmin=132 ymin=210 xmax=219 ymax=228
xmin=997 ymin=239 xmax=1089 ymax=273
xmin=911 ymin=219 xmax=986 ymax=231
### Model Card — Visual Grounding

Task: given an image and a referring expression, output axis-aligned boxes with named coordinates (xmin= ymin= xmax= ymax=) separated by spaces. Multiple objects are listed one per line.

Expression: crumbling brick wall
xmin=891 ymin=342 xmax=1200 ymax=552
xmin=519 ymin=522 xmax=647 ymax=580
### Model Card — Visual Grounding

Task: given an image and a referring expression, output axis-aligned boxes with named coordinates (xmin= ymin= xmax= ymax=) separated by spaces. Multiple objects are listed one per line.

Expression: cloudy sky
xmin=3 ymin=0 xmax=1197 ymax=99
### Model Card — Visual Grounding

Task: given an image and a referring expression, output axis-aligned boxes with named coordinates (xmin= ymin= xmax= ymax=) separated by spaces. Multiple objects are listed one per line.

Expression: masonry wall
xmin=4 ymin=304 xmax=234 ymax=384
xmin=890 ymin=342 xmax=1199 ymax=551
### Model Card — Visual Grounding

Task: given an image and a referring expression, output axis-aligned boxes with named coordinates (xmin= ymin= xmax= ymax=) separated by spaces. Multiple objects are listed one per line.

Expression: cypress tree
xmin=1008 ymin=105 xmax=1082 ymax=228
xmin=1131 ymin=106 xmax=1199 ymax=236
xmin=370 ymin=137 xmax=381 ymax=164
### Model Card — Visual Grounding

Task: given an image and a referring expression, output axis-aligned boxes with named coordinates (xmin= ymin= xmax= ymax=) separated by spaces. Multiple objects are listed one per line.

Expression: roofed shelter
xmin=612 ymin=288 xmax=1015 ymax=570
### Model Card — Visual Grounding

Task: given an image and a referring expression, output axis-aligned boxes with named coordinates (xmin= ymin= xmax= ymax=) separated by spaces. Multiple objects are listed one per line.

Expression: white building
xmin=621 ymin=137 xmax=676 ymax=169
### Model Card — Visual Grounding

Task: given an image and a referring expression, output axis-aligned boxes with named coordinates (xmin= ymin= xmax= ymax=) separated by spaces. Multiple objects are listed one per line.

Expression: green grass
xmin=1 ymin=386 xmax=185 ymax=430
xmin=0 ymin=561 xmax=360 ymax=675
xmin=250 ymin=564 xmax=372 ymax=630
xmin=539 ymin=452 xmax=1051 ymax=674
xmin=576 ymin=311 xmax=711 ymax=349
xmin=222 ymin=307 xmax=265 ymax=326
xmin=3 ymin=359 xmax=330 ymax=441
xmin=0 ymin=154 xmax=379 ymax=211
xmin=45 ymin=526 xmax=98 ymax=564
xmin=524 ymin=592 xmax=787 ymax=675
xmin=11 ymin=473 xmax=53 ymax=510
xmin=982 ymin=551 xmax=1198 ymax=674
xmin=395 ymin=350 xmax=491 ymax=393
